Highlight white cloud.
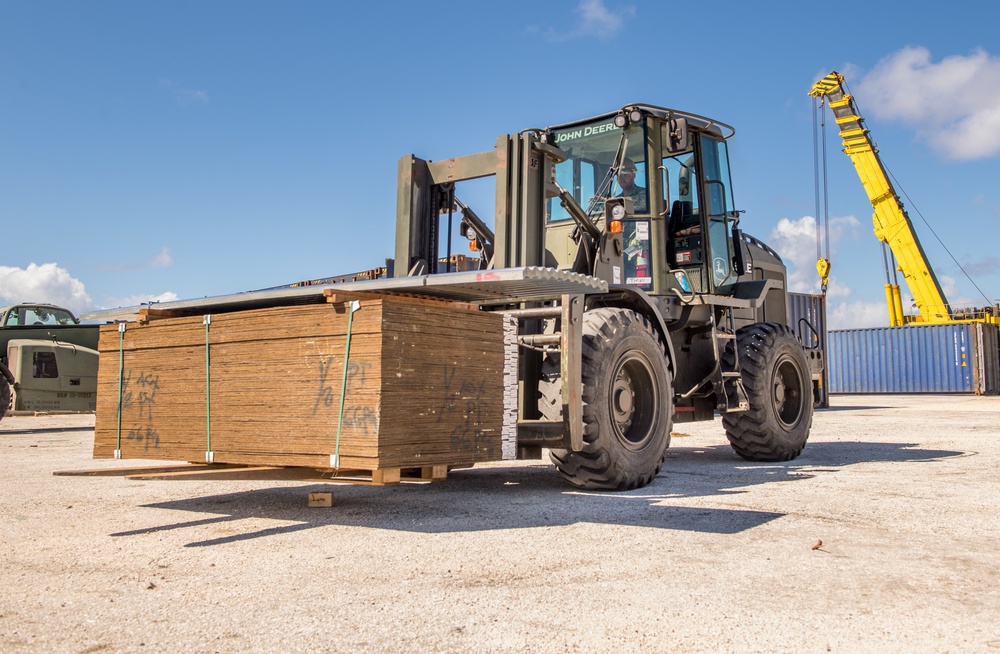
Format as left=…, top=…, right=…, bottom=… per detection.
left=768, top=215, right=892, bottom=329
left=856, top=47, right=1000, bottom=160
left=576, top=0, right=631, bottom=37
left=0, top=262, right=179, bottom=319
left=0, top=263, right=93, bottom=316
left=158, top=78, right=209, bottom=106
left=99, top=291, right=179, bottom=311
left=770, top=215, right=821, bottom=293
left=531, top=0, right=634, bottom=42
left=99, top=247, right=174, bottom=272
left=959, top=255, right=999, bottom=277
left=149, top=247, right=173, bottom=269
left=768, top=214, right=861, bottom=294
left=823, top=276, right=853, bottom=300
left=827, top=300, right=887, bottom=330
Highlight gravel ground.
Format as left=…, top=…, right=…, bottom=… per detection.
left=1, top=394, right=999, bottom=653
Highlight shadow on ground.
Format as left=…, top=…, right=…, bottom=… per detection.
left=108, top=440, right=965, bottom=546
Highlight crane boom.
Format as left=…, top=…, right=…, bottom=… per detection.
left=809, top=71, right=951, bottom=325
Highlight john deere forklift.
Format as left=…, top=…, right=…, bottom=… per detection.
left=395, top=103, right=818, bottom=490
left=86, top=103, right=817, bottom=491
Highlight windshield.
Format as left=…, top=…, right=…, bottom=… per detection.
left=546, top=118, right=649, bottom=222
left=3, top=305, right=78, bottom=326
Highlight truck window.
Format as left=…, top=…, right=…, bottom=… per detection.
left=33, top=351, right=58, bottom=378
left=24, top=307, right=76, bottom=326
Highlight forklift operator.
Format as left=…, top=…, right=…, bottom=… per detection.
left=616, top=158, right=647, bottom=213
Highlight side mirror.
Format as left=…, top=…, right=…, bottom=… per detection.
left=664, top=118, right=689, bottom=153
left=732, top=227, right=749, bottom=276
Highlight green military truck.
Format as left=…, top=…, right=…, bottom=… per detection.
left=0, top=304, right=100, bottom=420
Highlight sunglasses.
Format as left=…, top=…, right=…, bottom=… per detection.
left=620, top=169, right=636, bottom=174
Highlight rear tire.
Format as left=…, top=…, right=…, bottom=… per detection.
left=549, top=308, right=672, bottom=490
left=722, top=322, right=812, bottom=461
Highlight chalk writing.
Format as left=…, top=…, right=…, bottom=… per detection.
left=120, top=370, right=133, bottom=408
left=122, top=370, right=161, bottom=450
left=134, top=372, right=159, bottom=420
left=313, top=357, right=336, bottom=415
left=343, top=405, right=378, bottom=435
left=127, top=423, right=160, bottom=450
left=348, top=361, right=371, bottom=387
left=440, top=365, right=488, bottom=452
left=312, top=357, right=372, bottom=416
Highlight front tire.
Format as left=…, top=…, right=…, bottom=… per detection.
left=0, top=382, right=11, bottom=421
left=550, top=308, right=672, bottom=490
left=722, top=323, right=813, bottom=461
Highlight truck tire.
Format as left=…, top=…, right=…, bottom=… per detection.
left=0, top=381, right=10, bottom=420
left=722, top=322, right=813, bottom=461
left=549, top=308, right=672, bottom=490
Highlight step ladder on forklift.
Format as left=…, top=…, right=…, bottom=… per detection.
left=714, top=307, right=749, bottom=413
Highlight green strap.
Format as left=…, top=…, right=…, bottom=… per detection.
left=332, top=301, right=360, bottom=468
left=204, top=315, right=213, bottom=463
left=115, top=322, right=126, bottom=459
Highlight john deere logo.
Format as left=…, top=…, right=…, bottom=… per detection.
left=713, top=257, right=728, bottom=281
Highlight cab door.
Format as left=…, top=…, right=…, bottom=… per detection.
left=700, top=135, right=740, bottom=294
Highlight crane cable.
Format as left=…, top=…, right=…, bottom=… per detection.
left=811, top=97, right=832, bottom=294
left=883, top=166, right=994, bottom=308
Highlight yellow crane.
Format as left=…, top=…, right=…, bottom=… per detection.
left=809, top=70, right=998, bottom=326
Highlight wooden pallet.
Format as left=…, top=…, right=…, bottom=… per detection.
left=55, top=463, right=450, bottom=485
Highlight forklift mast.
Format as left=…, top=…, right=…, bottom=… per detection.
left=395, top=133, right=551, bottom=276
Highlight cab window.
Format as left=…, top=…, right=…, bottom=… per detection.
left=661, top=152, right=699, bottom=232
left=546, top=119, right=649, bottom=222
left=702, top=135, right=738, bottom=290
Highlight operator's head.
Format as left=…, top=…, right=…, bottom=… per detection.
left=619, top=158, right=638, bottom=192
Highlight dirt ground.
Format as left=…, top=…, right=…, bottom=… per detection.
left=1, top=394, right=999, bottom=653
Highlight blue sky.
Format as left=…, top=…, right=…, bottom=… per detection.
left=2, top=0, right=998, bottom=329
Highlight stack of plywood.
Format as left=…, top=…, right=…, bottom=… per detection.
left=93, top=296, right=505, bottom=472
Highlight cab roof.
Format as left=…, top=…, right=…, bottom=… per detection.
left=543, top=103, right=735, bottom=140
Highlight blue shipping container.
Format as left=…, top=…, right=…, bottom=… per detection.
left=828, top=323, right=1000, bottom=394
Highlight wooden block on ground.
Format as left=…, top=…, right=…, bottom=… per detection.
left=421, top=465, right=449, bottom=481
left=307, top=492, right=334, bottom=508
left=370, top=468, right=401, bottom=485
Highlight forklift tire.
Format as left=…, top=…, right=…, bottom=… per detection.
left=549, top=308, right=672, bottom=490
left=537, top=352, right=562, bottom=421
left=722, top=322, right=813, bottom=461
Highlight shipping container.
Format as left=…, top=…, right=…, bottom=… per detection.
left=828, top=323, right=1000, bottom=395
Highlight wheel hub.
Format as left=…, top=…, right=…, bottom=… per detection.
left=612, top=372, right=635, bottom=428
left=773, top=358, right=803, bottom=427
left=608, top=354, right=660, bottom=447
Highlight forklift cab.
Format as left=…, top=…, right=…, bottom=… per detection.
left=543, top=105, right=744, bottom=297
